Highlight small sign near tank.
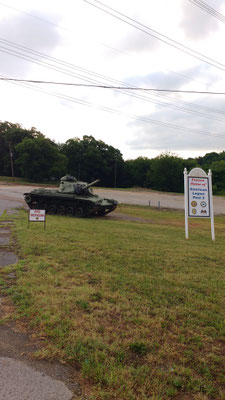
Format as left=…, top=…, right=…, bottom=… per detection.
left=28, top=209, right=46, bottom=229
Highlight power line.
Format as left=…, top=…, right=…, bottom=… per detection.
left=1, top=3, right=225, bottom=115
left=2, top=0, right=225, bottom=74
left=154, top=90, right=225, bottom=118
left=0, top=37, right=132, bottom=87
left=2, top=74, right=225, bottom=141
left=1, top=2, right=225, bottom=144
left=2, top=41, right=225, bottom=123
left=0, top=1, right=69, bottom=31
left=1, top=38, right=225, bottom=123
left=1, top=0, right=224, bottom=93
left=2, top=2, right=225, bottom=100
left=2, top=36, right=225, bottom=126
left=0, top=1, right=130, bottom=58
left=82, top=0, right=225, bottom=73
left=187, top=0, right=225, bottom=23
left=2, top=76, right=225, bottom=95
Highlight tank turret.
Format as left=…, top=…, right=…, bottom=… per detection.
left=73, top=179, right=100, bottom=195
left=59, top=177, right=100, bottom=195
left=83, top=179, right=100, bottom=189
left=24, top=176, right=118, bottom=217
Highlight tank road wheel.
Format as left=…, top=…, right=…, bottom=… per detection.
left=74, top=207, right=84, bottom=218
left=57, top=205, right=66, bottom=215
left=86, top=203, right=93, bottom=213
left=40, top=203, right=48, bottom=211
left=66, top=206, right=74, bottom=216
left=97, top=210, right=107, bottom=216
left=24, top=194, right=32, bottom=204
left=48, top=204, right=57, bottom=215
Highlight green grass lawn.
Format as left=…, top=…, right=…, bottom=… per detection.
left=1, top=205, right=224, bottom=399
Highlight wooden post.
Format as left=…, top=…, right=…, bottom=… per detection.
left=8, top=142, right=14, bottom=182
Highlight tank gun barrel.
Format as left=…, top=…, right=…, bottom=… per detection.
left=84, top=179, right=100, bottom=189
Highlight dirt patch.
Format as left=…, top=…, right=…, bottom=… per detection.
left=0, top=252, right=19, bottom=267
left=0, top=227, right=11, bottom=234
left=0, top=225, right=18, bottom=267
left=0, top=237, right=10, bottom=245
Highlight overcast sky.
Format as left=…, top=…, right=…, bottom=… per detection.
left=1, top=0, right=225, bottom=160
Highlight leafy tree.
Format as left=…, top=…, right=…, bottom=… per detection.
left=15, top=137, right=68, bottom=181
left=184, top=157, right=199, bottom=172
left=211, top=160, right=225, bottom=193
left=124, top=157, right=152, bottom=187
left=1, top=120, right=225, bottom=191
left=200, top=152, right=220, bottom=170
left=218, top=151, right=225, bottom=161
left=61, top=135, right=124, bottom=187
left=0, top=121, right=43, bottom=177
left=60, top=138, right=82, bottom=179
left=146, top=153, right=184, bottom=192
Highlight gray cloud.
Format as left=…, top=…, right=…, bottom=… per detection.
left=180, top=0, right=224, bottom=40
left=120, top=29, right=160, bottom=53
left=0, top=10, right=62, bottom=76
left=126, top=65, right=221, bottom=90
left=126, top=96, right=225, bottom=152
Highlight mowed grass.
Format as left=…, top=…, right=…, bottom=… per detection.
left=1, top=204, right=225, bottom=399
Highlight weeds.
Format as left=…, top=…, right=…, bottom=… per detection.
left=1, top=204, right=225, bottom=399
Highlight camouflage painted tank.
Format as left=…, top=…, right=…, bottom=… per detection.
left=24, top=175, right=118, bottom=217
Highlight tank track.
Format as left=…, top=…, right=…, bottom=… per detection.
left=24, top=193, right=116, bottom=217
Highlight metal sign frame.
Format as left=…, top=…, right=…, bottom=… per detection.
left=28, top=209, right=46, bottom=230
left=184, top=168, right=215, bottom=241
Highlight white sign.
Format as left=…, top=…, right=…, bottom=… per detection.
left=188, top=176, right=210, bottom=217
left=29, top=209, right=46, bottom=222
left=184, top=168, right=215, bottom=241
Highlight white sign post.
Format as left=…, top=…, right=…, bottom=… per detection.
left=28, top=209, right=46, bottom=230
left=184, top=168, right=215, bottom=241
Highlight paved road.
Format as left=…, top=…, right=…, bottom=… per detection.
left=0, top=182, right=225, bottom=215
left=0, top=358, right=73, bottom=400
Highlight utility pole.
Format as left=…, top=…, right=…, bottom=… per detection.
left=114, top=157, right=117, bottom=188
left=8, top=142, right=14, bottom=182
left=78, top=162, right=81, bottom=180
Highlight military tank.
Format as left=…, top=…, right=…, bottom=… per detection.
left=24, top=175, right=118, bottom=217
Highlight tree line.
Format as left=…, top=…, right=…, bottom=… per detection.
left=1, top=121, right=225, bottom=194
